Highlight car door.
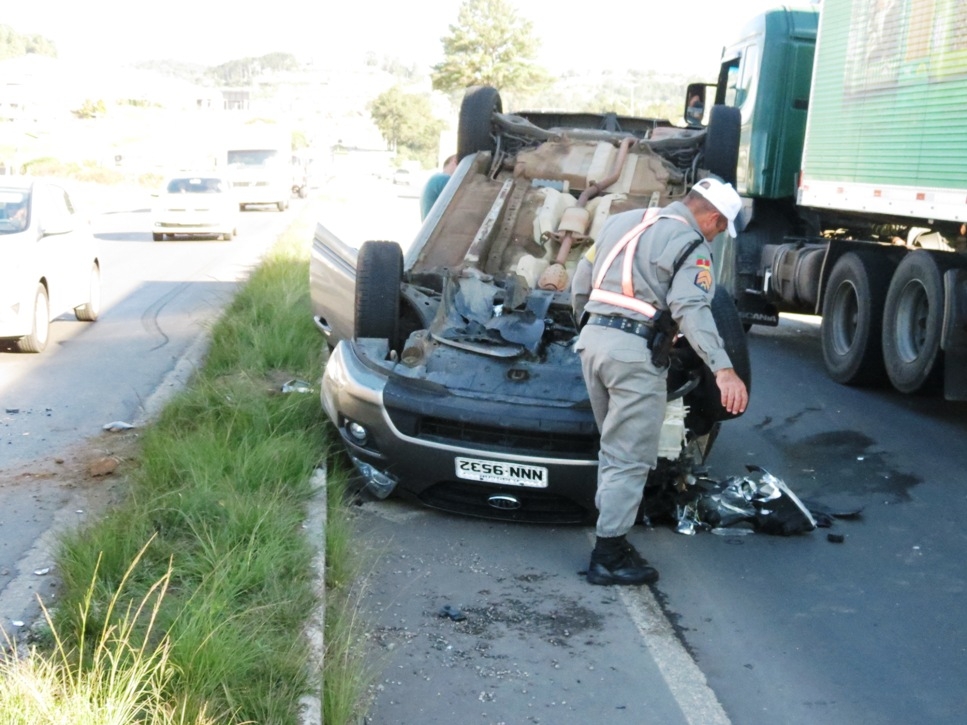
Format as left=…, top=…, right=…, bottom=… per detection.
left=35, top=182, right=87, bottom=315
left=309, top=222, right=357, bottom=346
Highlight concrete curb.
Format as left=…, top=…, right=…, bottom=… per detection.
left=299, top=466, right=328, bottom=725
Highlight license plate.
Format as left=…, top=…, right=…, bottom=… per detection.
left=455, top=457, right=548, bottom=488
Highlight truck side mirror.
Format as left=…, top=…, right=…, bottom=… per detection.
left=685, top=83, right=710, bottom=127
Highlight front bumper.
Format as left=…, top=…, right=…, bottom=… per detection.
left=322, top=340, right=600, bottom=523
left=153, top=218, right=233, bottom=236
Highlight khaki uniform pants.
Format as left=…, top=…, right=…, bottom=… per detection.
left=576, top=325, right=667, bottom=538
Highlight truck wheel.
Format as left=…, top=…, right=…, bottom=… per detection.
left=457, top=86, right=502, bottom=160
left=17, top=285, right=50, bottom=353
left=683, top=287, right=751, bottom=434
left=821, top=252, right=890, bottom=386
left=74, top=262, right=102, bottom=322
left=355, top=241, right=403, bottom=351
left=882, top=251, right=946, bottom=393
left=702, top=105, right=740, bottom=187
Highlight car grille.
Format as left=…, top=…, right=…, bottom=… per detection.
left=418, top=481, right=590, bottom=524
left=418, top=416, right=598, bottom=457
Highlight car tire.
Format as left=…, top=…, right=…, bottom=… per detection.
left=152, top=232, right=163, bottom=241
left=355, top=241, right=403, bottom=350
left=703, top=105, right=740, bottom=187
left=882, top=250, right=947, bottom=394
left=17, top=285, right=50, bottom=353
left=458, top=86, right=502, bottom=160
left=820, top=252, right=890, bottom=386
left=683, top=286, right=751, bottom=434
left=74, top=262, right=101, bottom=322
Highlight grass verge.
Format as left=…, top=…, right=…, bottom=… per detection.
left=1, top=202, right=372, bottom=723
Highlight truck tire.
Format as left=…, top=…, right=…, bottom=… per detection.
left=683, top=286, right=751, bottom=434
left=355, top=241, right=403, bottom=351
left=882, top=251, right=945, bottom=394
left=821, top=252, right=890, bottom=386
left=702, top=105, right=740, bottom=187
left=457, top=86, right=502, bottom=161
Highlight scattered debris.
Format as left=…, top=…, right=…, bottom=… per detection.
left=102, top=420, right=135, bottom=432
left=88, top=456, right=120, bottom=478
left=5, top=408, right=19, bottom=414
left=33, top=567, right=51, bottom=576
left=827, top=533, right=845, bottom=543
left=281, top=379, right=313, bottom=394
left=438, top=604, right=466, bottom=622
left=650, top=465, right=860, bottom=538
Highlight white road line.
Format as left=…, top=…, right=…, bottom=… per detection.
left=618, top=584, right=731, bottom=725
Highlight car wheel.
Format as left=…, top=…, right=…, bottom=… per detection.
left=17, top=285, right=50, bottom=353
left=74, top=262, right=101, bottom=322
left=820, top=252, right=890, bottom=386
left=702, top=105, right=740, bottom=187
left=239, top=203, right=247, bottom=212
left=277, top=200, right=286, bottom=211
left=682, top=287, right=751, bottom=434
left=355, top=240, right=403, bottom=350
left=152, top=232, right=163, bottom=241
left=882, top=250, right=947, bottom=393
left=458, top=86, right=502, bottom=160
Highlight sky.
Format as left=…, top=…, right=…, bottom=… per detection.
left=5, top=0, right=816, bottom=77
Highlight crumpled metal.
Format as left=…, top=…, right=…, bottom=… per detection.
left=674, top=465, right=818, bottom=536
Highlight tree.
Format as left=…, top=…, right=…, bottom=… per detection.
left=431, top=0, right=550, bottom=96
left=0, top=24, right=57, bottom=59
left=369, top=87, right=445, bottom=167
left=209, top=53, right=299, bottom=86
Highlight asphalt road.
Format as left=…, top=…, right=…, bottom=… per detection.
left=0, top=173, right=424, bottom=638
left=354, top=315, right=967, bottom=724
left=0, top=188, right=302, bottom=632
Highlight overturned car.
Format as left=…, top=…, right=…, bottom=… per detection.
left=311, top=86, right=749, bottom=524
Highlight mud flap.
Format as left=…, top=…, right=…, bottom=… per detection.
left=941, top=268, right=967, bottom=401
left=737, top=288, right=779, bottom=327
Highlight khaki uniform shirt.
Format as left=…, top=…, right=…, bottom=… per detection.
left=576, top=201, right=733, bottom=372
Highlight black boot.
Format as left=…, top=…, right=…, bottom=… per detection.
left=587, top=535, right=659, bottom=586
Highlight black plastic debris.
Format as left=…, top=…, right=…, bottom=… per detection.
left=438, top=604, right=466, bottom=622
left=800, top=499, right=864, bottom=528
left=827, top=533, right=845, bottom=543
left=670, top=465, right=818, bottom=537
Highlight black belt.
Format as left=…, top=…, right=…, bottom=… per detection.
left=585, top=313, right=655, bottom=341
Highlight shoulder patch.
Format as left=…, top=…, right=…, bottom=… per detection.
left=694, top=269, right=713, bottom=292
left=696, top=257, right=711, bottom=268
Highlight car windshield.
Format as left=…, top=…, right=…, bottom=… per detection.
left=167, top=177, right=225, bottom=194
left=227, top=149, right=282, bottom=168
left=0, top=189, right=30, bottom=234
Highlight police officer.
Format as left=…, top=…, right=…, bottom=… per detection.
left=572, top=177, right=749, bottom=585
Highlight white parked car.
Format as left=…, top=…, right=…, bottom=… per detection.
left=0, top=177, right=101, bottom=353
left=152, top=174, right=238, bottom=241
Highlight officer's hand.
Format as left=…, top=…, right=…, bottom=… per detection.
left=714, top=368, right=748, bottom=415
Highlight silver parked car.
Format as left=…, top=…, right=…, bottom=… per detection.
left=310, top=86, right=749, bottom=523
left=0, top=177, right=101, bottom=353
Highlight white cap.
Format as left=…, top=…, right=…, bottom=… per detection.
left=691, top=177, right=741, bottom=237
